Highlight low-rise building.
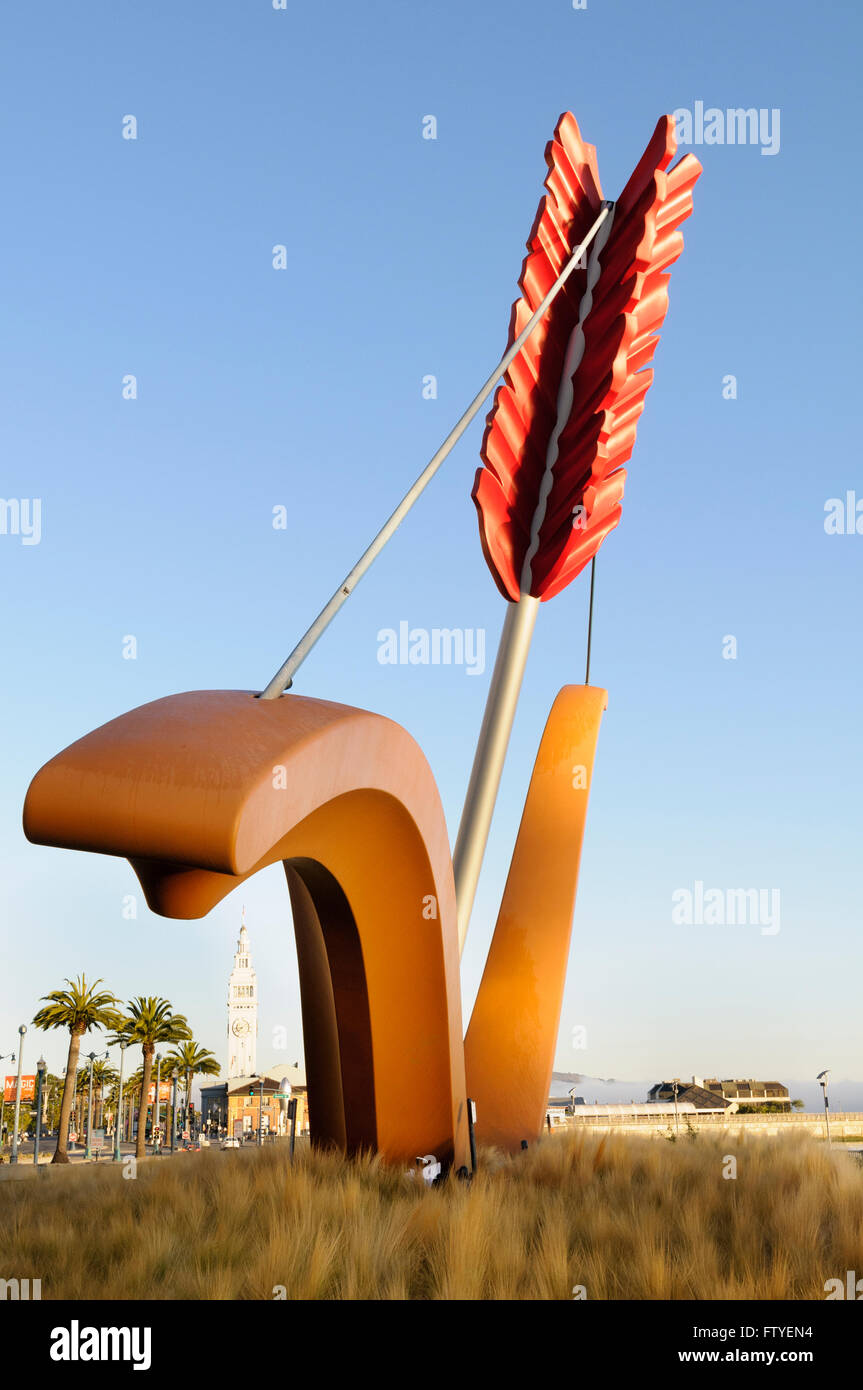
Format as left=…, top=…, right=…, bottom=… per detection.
left=200, top=1063, right=309, bottom=1139
left=648, top=1077, right=791, bottom=1113
left=704, top=1078, right=790, bottom=1109
left=647, top=1080, right=728, bottom=1111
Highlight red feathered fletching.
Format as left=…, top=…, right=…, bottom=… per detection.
left=473, top=113, right=701, bottom=602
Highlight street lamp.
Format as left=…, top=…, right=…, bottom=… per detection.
left=817, top=1070, right=831, bottom=1145
left=34, top=1056, right=47, bottom=1165
left=84, top=1052, right=96, bottom=1160
left=0, top=1051, right=15, bottom=1156
left=170, top=1068, right=179, bottom=1153
left=154, top=1053, right=162, bottom=1154
left=672, top=1077, right=680, bottom=1137
left=10, top=1026, right=27, bottom=1165
left=114, top=1040, right=126, bottom=1162
left=287, top=1097, right=298, bottom=1160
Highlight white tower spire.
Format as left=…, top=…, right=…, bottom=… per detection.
left=227, top=909, right=257, bottom=1078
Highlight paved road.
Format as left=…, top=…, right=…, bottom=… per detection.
left=1, top=1135, right=285, bottom=1174
left=0, top=1139, right=217, bottom=1173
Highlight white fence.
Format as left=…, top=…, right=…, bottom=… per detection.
left=562, top=1111, right=863, bottom=1139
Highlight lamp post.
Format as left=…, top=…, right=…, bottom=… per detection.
left=258, top=1075, right=265, bottom=1147
left=817, top=1070, right=831, bottom=1145
left=170, top=1068, right=179, bottom=1153
left=34, top=1055, right=46, bottom=1165
left=114, top=1041, right=126, bottom=1162
left=0, top=1051, right=15, bottom=1156
left=10, top=1026, right=26, bottom=1165
left=154, top=1054, right=162, bottom=1154
left=41, top=1060, right=49, bottom=1127
left=467, top=1098, right=478, bottom=1174
left=287, top=1097, right=297, bottom=1161
left=84, top=1052, right=96, bottom=1160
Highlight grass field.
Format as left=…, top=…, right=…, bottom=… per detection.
left=2, top=1130, right=862, bottom=1300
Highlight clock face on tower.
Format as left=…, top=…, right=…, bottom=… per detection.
left=232, top=1018, right=251, bottom=1037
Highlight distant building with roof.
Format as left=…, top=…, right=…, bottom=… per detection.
left=545, top=1074, right=793, bottom=1127
left=648, top=1077, right=791, bottom=1112
left=545, top=1080, right=699, bottom=1126
left=200, top=1064, right=309, bottom=1139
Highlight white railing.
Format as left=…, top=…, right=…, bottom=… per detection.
left=562, top=1111, right=863, bottom=1133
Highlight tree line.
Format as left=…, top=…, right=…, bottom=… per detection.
left=28, top=974, right=219, bottom=1163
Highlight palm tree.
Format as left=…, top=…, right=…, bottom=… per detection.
left=90, top=1060, right=118, bottom=1129
left=42, top=1073, right=64, bottom=1132
left=167, top=1041, right=220, bottom=1128
left=111, top=999, right=192, bottom=1159
left=32, top=976, right=124, bottom=1164
left=125, top=1071, right=145, bottom=1142
left=115, top=1070, right=145, bottom=1143
left=121, top=1066, right=148, bottom=1142
left=71, top=1059, right=116, bottom=1138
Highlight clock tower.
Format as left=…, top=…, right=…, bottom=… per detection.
left=227, top=910, right=257, bottom=1078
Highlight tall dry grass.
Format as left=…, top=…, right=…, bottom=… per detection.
left=1, top=1130, right=861, bottom=1299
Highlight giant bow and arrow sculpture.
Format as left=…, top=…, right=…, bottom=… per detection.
left=24, top=113, right=701, bottom=1164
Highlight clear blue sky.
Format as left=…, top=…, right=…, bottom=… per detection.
left=1, top=0, right=860, bottom=1097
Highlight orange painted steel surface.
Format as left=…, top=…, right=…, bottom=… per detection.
left=24, top=684, right=605, bottom=1160
left=465, top=685, right=606, bottom=1150
left=23, top=690, right=469, bottom=1168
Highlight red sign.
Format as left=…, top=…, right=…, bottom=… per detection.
left=146, top=1081, right=172, bottom=1103
left=4, top=1075, right=36, bottom=1104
